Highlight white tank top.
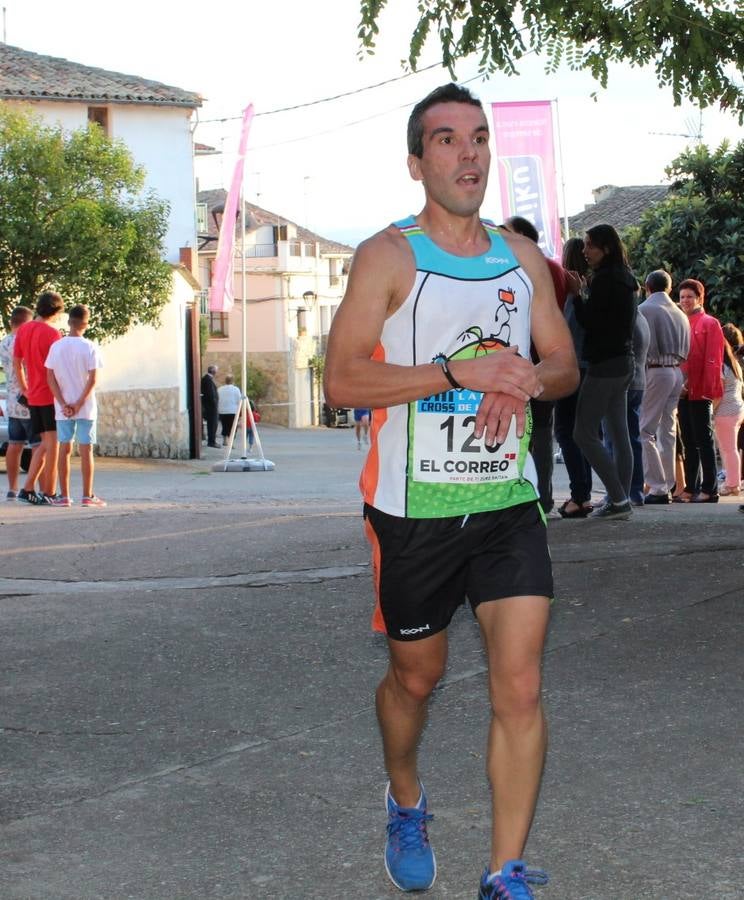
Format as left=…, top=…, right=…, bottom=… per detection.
left=361, top=216, right=538, bottom=518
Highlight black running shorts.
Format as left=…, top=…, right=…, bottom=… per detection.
left=364, top=501, right=553, bottom=642
left=29, top=403, right=56, bottom=434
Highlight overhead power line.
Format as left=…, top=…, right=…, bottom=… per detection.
left=198, top=61, right=443, bottom=125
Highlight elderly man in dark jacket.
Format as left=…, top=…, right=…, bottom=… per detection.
left=201, top=364, right=220, bottom=447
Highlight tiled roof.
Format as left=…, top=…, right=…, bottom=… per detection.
left=197, top=188, right=354, bottom=256
left=0, top=44, right=201, bottom=107
left=568, top=185, right=670, bottom=233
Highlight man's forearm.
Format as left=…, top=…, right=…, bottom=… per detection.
left=534, top=349, right=579, bottom=402
left=13, top=359, right=28, bottom=394
left=325, top=348, right=543, bottom=410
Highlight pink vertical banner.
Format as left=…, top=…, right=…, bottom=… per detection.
left=209, top=104, right=254, bottom=312
left=491, top=101, right=562, bottom=261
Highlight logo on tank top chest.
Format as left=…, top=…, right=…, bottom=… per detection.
left=485, top=256, right=510, bottom=264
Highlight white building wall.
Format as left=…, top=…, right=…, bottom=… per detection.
left=102, top=272, right=187, bottom=391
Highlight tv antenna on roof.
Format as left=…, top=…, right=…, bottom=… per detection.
left=649, top=111, right=704, bottom=144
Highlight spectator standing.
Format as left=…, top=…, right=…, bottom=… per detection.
left=45, top=304, right=106, bottom=507
left=0, top=306, right=42, bottom=499
left=722, top=323, right=744, bottom=485
left=201, top=364, right=219, bottom=447
left=218, top=374, right=242, bottom=442
left=504, top=216, right=569, bottom=515
left=713, top=336, right=744, bottom=495
left=555, top=238, right=593, bottom=517
left=13, top=290, right=64, bottom=505
left=573, top=225, right=638, bottom=519
left=676, top=279, right=725, bottom=503
left=625, top=310, right=650, bottom=505
left=638, top=271, right=690, bottom=503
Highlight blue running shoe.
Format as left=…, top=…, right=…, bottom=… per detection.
left=478, top=860, right=549, bottom=899
left=384, top=782, right=436, bottom=891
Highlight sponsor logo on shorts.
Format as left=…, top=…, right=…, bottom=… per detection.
left=400, top=624, right=431, bottom=636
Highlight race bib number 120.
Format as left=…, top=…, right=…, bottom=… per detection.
left=411, top=389, right=521, bottom=484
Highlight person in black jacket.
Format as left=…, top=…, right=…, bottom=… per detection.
left=201, top=364, right=220, bottom=447
left=572, top=224, right=639, bottom=519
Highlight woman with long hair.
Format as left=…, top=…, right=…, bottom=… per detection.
left=554, top=237, right=593, bottom=517
left=572, top=224, right=639, bottom=519
left=714, top=324, right=744, bottom=495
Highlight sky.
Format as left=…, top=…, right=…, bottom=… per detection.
left=4, top=0, right=744, bottom=247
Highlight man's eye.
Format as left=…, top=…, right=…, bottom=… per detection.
left=475, top=135, right=488, bottom=144
left=440, top=136, right=452, bottom=144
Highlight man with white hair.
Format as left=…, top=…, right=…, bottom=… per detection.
left=639, top=270, right=690, bottom=503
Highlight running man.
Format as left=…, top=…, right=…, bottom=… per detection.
left=353, top=407, right=371, bottom=449
left=324, top=84, right=577, bottom=898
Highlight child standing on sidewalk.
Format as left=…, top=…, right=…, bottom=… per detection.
left=45, top=304, right=106, bottom=508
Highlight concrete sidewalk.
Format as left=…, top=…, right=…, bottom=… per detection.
left=1, top=426, right=742, bottom=899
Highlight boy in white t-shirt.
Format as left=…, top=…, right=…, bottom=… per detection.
left=45, top=304, right=106, bottom=507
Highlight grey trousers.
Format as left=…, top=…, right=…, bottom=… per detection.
left=640, top=367, right=684, bottom=495
left=574, top=369, right=633, bottom=504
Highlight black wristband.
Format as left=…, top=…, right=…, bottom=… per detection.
left=440, top=360, right=463, bottom=391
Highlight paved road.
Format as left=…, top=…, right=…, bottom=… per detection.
left=1, top=427, right=742, bottom=899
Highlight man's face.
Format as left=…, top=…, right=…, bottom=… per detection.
left=407, top=102, right=490, bottom=217
left=679, top=287, right=702, bottom=315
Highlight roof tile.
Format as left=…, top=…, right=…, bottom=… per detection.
left=0, top=44, right=201, bottom=107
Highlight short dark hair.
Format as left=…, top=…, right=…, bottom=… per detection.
left=505, top=216, right=539, bottom=244
left=678, top=278, right=705, bottom=300
left=407, top=83, right=483, bottom=158
left=645, top=270, right=672, bottom=294
left=36, top=290, right=64, bottom=319
left=10, top=305, right=33, bottom=327
left=585, top=224, right=628, bottom=268
left=68, top=304, right=89, bottom=323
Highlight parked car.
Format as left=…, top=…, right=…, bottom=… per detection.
left=322, top=404, right=353, bottom=428
left=0, top=365, right=33, bottom=473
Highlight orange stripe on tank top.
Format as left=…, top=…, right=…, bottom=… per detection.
left=359, top=342, right=387, bottom=506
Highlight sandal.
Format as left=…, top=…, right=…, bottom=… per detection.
left=558, top=499, right=591, bottom=519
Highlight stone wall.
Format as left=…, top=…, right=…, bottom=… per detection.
left=96, top=386, right=190, bottom=459
left=208, top=350, right=290, bottom=426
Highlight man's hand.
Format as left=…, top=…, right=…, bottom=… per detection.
left=475, top=392, right=528, bottom=446
left=452, top=346, right=544, bottom=404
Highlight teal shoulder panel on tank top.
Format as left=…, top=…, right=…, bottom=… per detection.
left=393, top=215, right=518, bottom=279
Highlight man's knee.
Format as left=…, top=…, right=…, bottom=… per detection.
left=488, top=666, right=542, bottom=720
left=388, top=657, right=445, bottom=704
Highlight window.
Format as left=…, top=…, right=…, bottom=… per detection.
left=296, top=308, right=307, bottom=335
left=329, top=258, right=340, bottom=285
left=87, top=106, right=109, bottom=134
left=209, top=312, right=229, bottom=337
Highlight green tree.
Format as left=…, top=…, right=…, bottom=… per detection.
left=624, top=140, right=744, bottom=321
left=229, top=362, right=271, bottom=405
left=359, top=1, right=744, bottom=120
left=0, top=105, right=172, bottom=339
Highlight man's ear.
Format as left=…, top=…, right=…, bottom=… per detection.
left=407, top=154, right=423, bottom=182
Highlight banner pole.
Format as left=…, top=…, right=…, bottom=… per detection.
left=240, top=180, right=248, bottom=458
left=553, top=97, right=570, bottom=241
